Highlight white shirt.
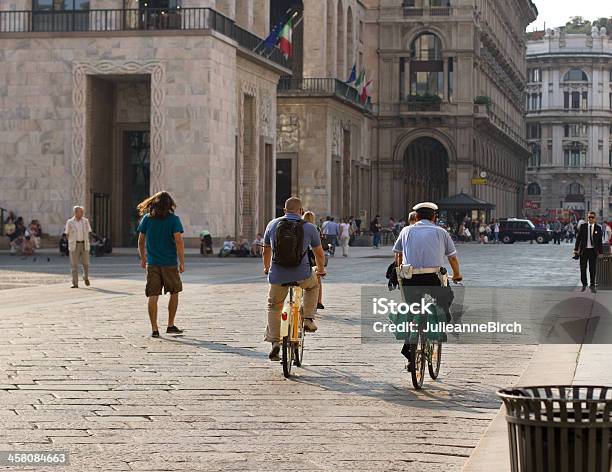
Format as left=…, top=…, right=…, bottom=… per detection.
left=339, top=223, right=351, bottom=239
left=587, top=224, right=594, bottom=249
left=74, top=218, right=87, bottom=241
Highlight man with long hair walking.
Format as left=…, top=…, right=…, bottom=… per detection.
left=136, top=191, right=185, bottom=338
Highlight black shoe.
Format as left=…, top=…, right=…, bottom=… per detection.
left=84, top=278, right=90, bottom=286
left=151, top=330, right=160, bottom=338
left=405, top=362, right=414, bottom=373
left=269, top=342, right=281, bottom=361
left=166, top=325, right=184, bottom=334
left=317, top=303, right=325, bottom=310
left=71, top=285, right=78, bottom=288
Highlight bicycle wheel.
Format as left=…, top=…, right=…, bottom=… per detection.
left=410, top=327, right=426, bottom=389
left=428, top=340, right=442, bottom=380
left=282, top=335, right=293, bottom=378
left=293, top=315, right=305, bottom=367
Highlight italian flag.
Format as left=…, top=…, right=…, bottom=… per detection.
left=278, top=18, right=293, bottom=59
left=360, top=79, right=373, bottom=103
left=354, top=69, right=365, bottom=90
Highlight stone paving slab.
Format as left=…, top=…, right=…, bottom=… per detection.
left=0, top=244, right=582, bottom=471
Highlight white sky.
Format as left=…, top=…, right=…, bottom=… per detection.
left=528, top=0, right=611, bottom=31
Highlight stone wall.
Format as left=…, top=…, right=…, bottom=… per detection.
left=0, top=32, right=280, bottom=241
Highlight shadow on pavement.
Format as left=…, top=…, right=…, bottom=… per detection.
left=162, top=335, right=267, bottom=359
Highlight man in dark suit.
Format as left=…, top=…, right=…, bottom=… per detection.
left=573, top=211, right=603, bottom=287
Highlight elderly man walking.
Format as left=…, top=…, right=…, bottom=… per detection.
left=65, top=206, right=92, bottom=288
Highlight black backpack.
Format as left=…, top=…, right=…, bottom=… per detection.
left=273, top=218, right=306, bottom=267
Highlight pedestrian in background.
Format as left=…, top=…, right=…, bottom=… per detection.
left=65, top=206, right=92, bottom=288
left=136, top=191, right=185, bottom=338
left=323, top=217, right=339, bottom=256
left=339, top=218, right=352, bottom=257
left=370, top=215, right=382, bottom=248
left=573, top=211, right=603, bottom=288
left=553, top=219, right=562, bottom=245
left=304, top=211, right=325, bottom=310
left=493, top=219, right=500, bottom=244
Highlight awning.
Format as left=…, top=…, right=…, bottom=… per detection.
left=437, top=192, right=495, bottom=210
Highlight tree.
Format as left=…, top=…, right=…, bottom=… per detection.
left=593, top=17, right=612, bottom=32
left=564, top=16, right=591, bottom=33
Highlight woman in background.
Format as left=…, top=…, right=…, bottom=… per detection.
left=303, top=211, right=325, bottom=310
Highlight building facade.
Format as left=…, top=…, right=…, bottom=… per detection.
left=369, top=0, right=537, bottom=221
left=525, top=29, right=612, bottom=221
left=275, top=0, right=374, bottom=222
left=0, top=0, right=537, bottom=246
left=0, top=0, right=285, bottom=246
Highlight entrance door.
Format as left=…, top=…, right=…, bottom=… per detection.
left=276, top=158, right=292, bottom=217
left=123, top=131, right=150, bottom=246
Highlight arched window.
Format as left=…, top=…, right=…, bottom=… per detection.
left=567, top=182, right=584, bottom=195
left=527, top=183, right=541, bottom=196
left=411, top=33, right=442, bottom=61
left=563, top=69, right=588, bottom=81
left=404, top=32, right=444, bottom=99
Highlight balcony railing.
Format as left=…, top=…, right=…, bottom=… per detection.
left=277, top=77, right=372, bottom=112
left=0, top=7, right=289, bottom=69
left=403, top=6, right=452, bottom=17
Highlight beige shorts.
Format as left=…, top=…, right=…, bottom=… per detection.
left=146, top=265, right=183, bottom=296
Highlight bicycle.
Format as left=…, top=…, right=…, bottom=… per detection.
left=407, top=280, right=462, bottom=389
left=409, top=292, right=443, bottom=389
left=279, top=281, right=305, bottom=378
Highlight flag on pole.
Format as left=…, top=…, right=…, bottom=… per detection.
left=278, top=17, right=293, bottom=59
left=354, top=68, right=365, bottom=90
left=345, top=64, right=356, bottom=84
left=360, top=79, right=373, bottom=103
left=262, top=20, right=283, bottom=50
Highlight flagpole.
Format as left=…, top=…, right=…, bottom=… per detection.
left=254, top=8, right=294, bottom=54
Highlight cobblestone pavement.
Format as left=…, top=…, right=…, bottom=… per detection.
left=0, top=243, right=578, bottom=471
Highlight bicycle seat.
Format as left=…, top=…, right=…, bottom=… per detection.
left=281, top=281, right=300, bottom=287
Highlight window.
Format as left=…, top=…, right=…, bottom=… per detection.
left=33, top=0, right=90, bottom=9
left=581, top=92, right=588, bottom=109
left=565, top=91, right=586, bottom=110
left=527, top=68, right=541, bottom=82
left=359, top=20, right=364, bottom=42
left=32, top=0, right=90, bottom=31
left=528, top=93, right=541, bottom=111
left=527, top=123, right=541, bottom=139
left=527, top=183, right=541, bottom=195
left=563, top=69, right=588, bottom=81
left=407, top=33, right=444, bottom=99
left=564, top=149, right=586, bottom=167
left=572, top=91, right=580, bottom=109
left=529, top=146, right=541, bottom=168
left=448, top=57, right=453, bottom=101
left=564, top=124, right=587, bottom=137
left=567, top=182, right=584, bottom=195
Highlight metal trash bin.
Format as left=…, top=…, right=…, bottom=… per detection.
left=497, top=386, right=612, bottom=472
left=598, top=254, right=612, bottom=288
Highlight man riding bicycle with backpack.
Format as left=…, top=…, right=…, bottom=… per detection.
left=263, top=197, right=327, bottom=361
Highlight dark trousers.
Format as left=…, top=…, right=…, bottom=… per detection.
left=553, top=232, right=561, bottom=244
left=399, top=273, right=452, bottom=361
left=579, top=248, right=598, bottom=286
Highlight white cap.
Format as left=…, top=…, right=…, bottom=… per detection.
left=412, top=202, right=438, bottom=211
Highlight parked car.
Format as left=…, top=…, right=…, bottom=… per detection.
left=498, top=218, right=552, bottom=244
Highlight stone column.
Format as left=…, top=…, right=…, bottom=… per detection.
left=442, top=57, right=449, bottom=101
left=234, top=0, right=252, bottom=31
left=302, top=0, right=327, bottom=77
left=326, top=0, right=337, bottom=78
left=215, top=0, right=235, bottom=20
left=251, top=0, right=269, bottom=38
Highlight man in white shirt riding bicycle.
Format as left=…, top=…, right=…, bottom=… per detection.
left=393, top=202, right=462, bottom=370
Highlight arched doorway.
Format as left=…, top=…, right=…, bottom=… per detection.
left=403, top=137, right=449, bottom=210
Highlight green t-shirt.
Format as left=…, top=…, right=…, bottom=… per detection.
left=137, top=213, right=184, bottom=266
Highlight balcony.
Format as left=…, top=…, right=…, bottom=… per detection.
left=403, top=6, right=452, bottom=17
left=277, top=78, right=372, bottom=113
left=0, top=7, right=290, bottom=69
